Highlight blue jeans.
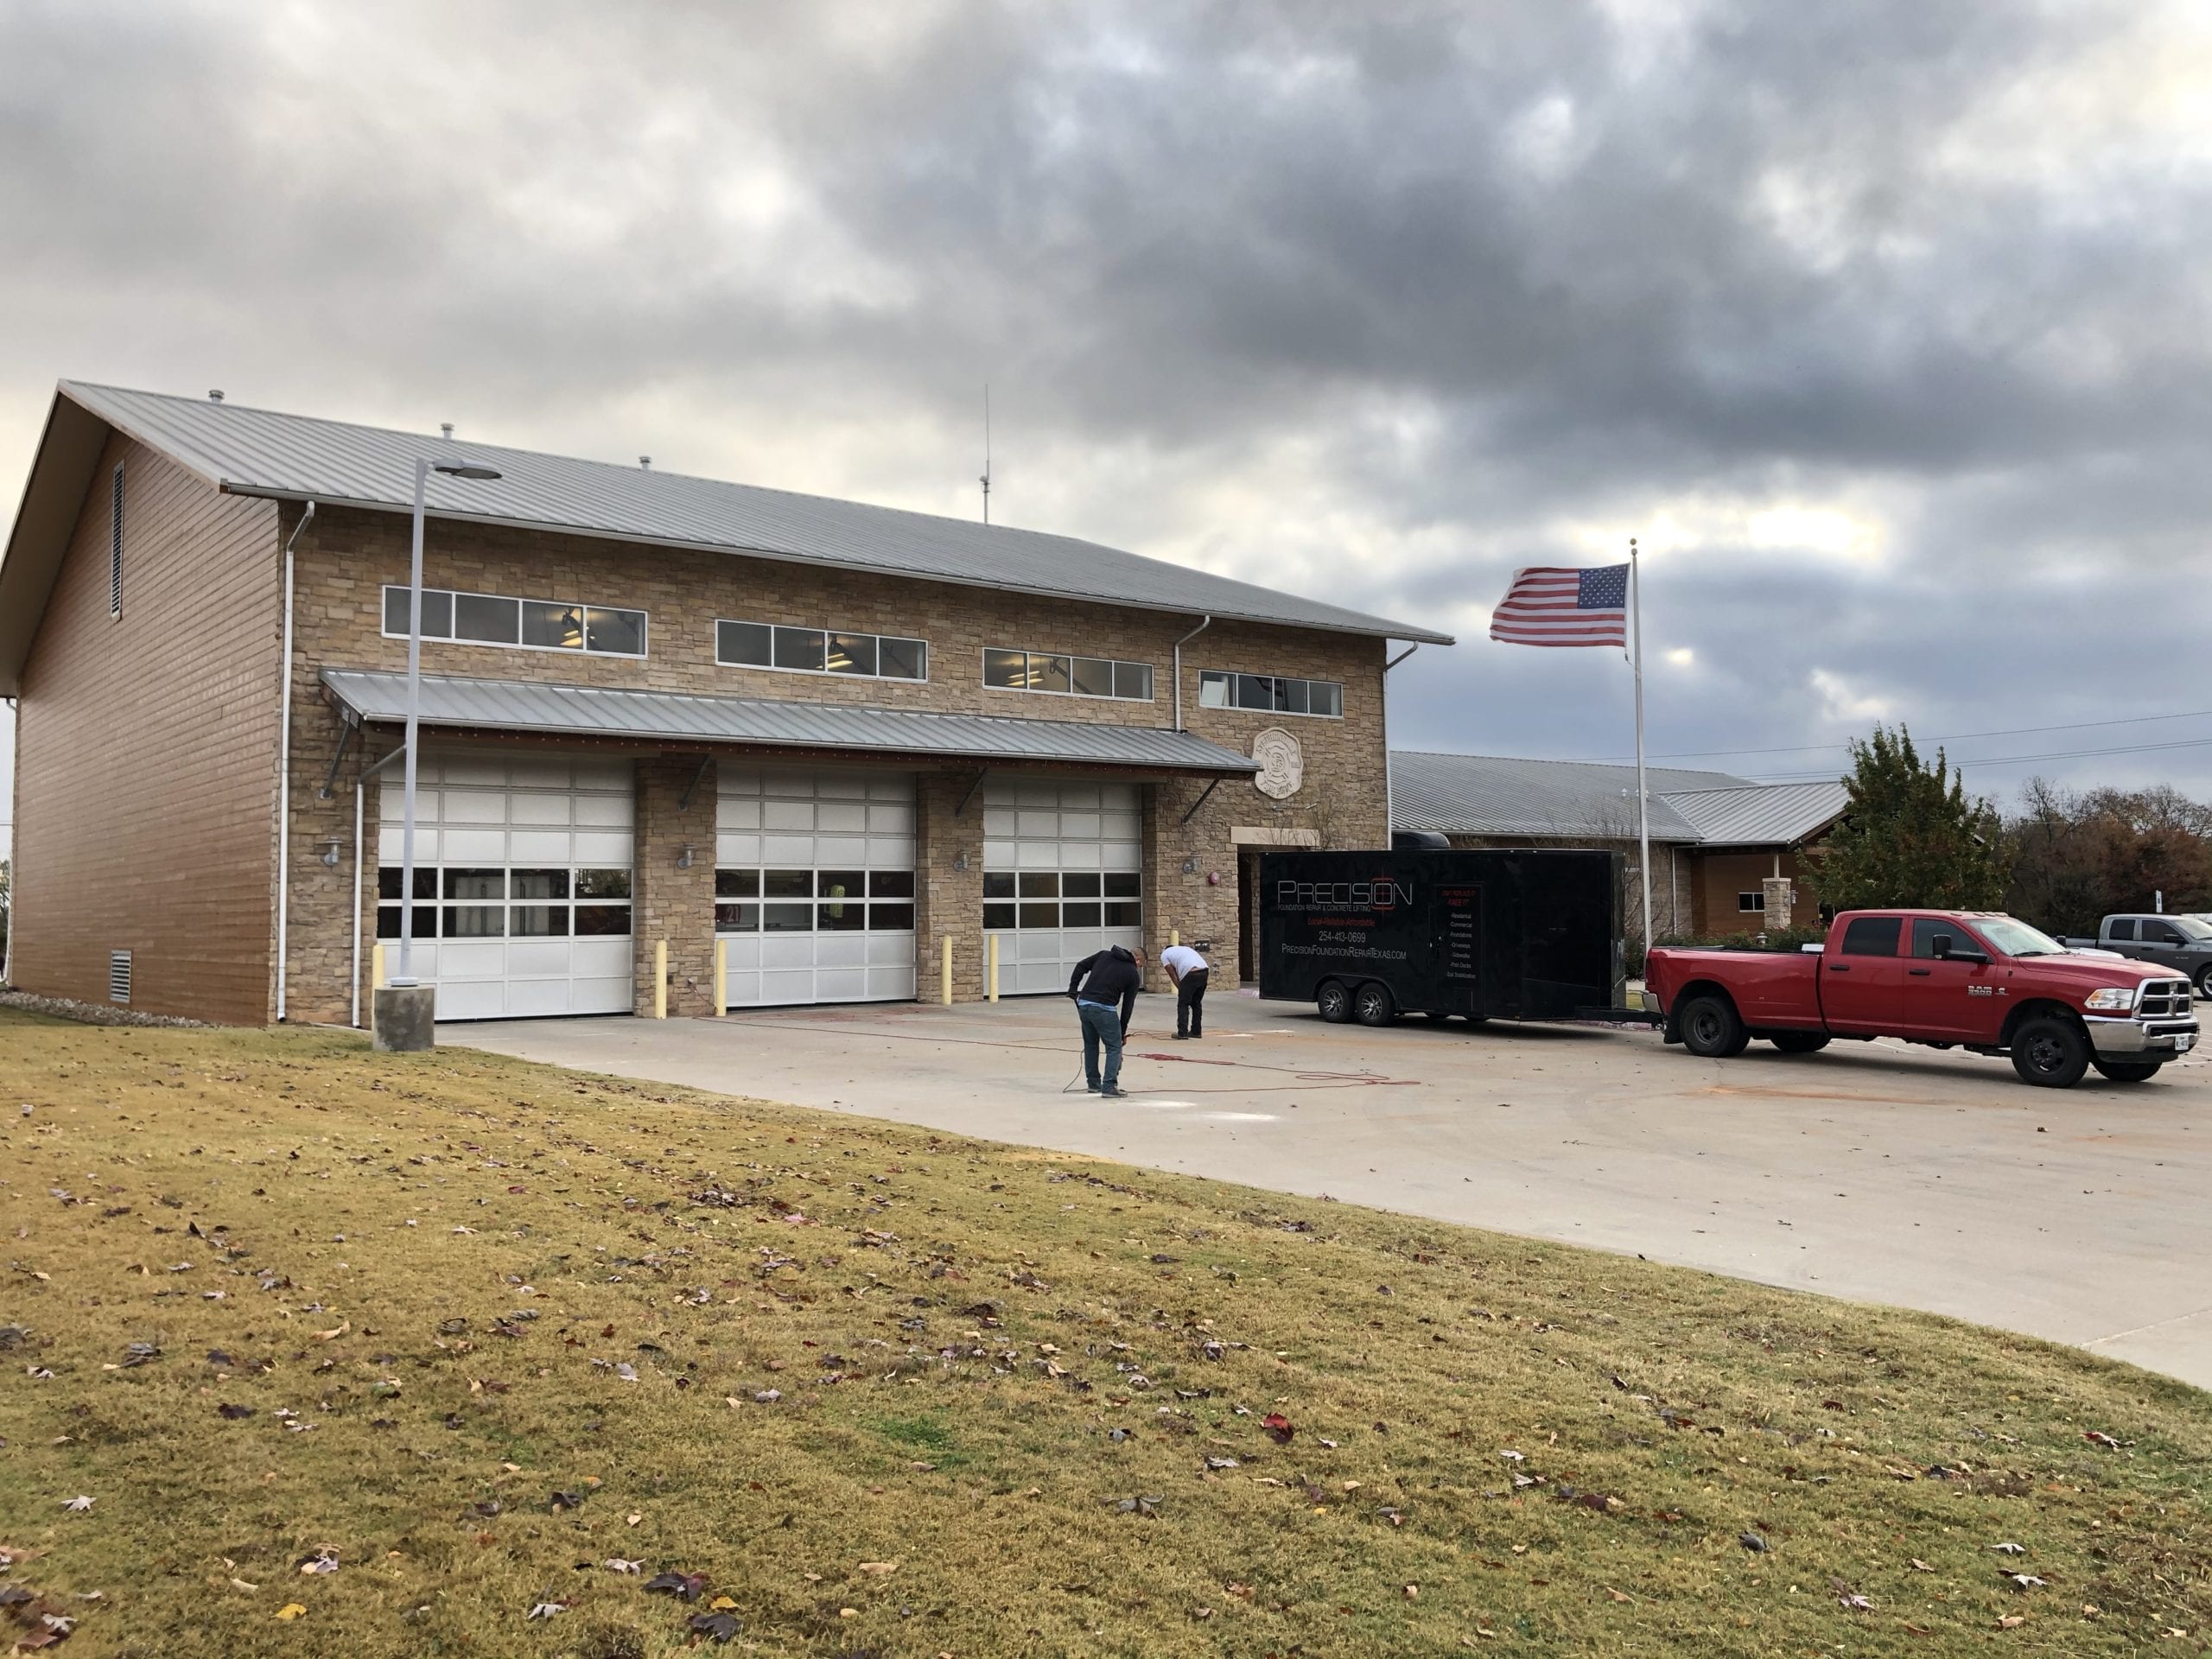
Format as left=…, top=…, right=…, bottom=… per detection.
left=1077, top=1001, right=1124, bottom=1090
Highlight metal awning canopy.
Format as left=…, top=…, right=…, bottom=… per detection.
left=320, top=667, right=1262, bottom=776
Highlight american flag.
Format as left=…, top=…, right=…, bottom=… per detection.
left=1488, top=563, right=1630, bottom=648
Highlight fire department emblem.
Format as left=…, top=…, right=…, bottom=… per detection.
left=1252, top=728, right=1304, bottom=799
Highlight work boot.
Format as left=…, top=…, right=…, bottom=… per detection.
left=1100, top=1085, right=1127, bottom=1098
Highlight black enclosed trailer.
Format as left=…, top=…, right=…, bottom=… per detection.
left=1257, top=849, right=1628, bottom=1025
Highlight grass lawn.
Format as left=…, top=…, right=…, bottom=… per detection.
left=0, top=1009, right=2208, bottom=1657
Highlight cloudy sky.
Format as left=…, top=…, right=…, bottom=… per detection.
left=4, top=0, right=2211, bottom=860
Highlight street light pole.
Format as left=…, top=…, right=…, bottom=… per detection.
left=391, top=454, right=501, bottom=991
left=393, top=458, right=431, bottom=986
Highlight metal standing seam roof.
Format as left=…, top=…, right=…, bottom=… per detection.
left=319, top=667, right=1263, bottom=774
left=1388, top=751, right=1745, bottom=842
left=1652, top=779, right=1850, bottom=847
left=50, top=381, right=1454, bottom=646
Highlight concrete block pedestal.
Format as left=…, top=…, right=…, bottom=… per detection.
left=373, top=984, right=437, bottom=1052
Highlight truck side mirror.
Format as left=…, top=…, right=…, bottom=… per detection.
left=1931, top=933, right=1954, bottom=957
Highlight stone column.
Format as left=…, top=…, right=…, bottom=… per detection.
left=632, top=755, right=717, bottom=1017
left=916, top=770, right=984, bottom=1001
left=1762, top=875, right=1795, bottom=931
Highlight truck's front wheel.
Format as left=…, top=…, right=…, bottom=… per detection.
left=2010, top=1015, right=2090, bottom=1088
left=1679, top=994, right=1749, bottom=1058
left=2196, top=964, right=2212, bottom=1000
left=1317, top=981, right=1351, bottom=1024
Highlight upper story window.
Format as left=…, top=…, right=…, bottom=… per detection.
left=1198, top=670, right=1343, bottom=718
left=716, top=620, right=926, bottom=682
left=381, top=586, right=647, bottom=658
left=983, top=647, right=1154, bottom=702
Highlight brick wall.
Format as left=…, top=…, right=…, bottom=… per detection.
left=281, top=506, right=1394, bottom=1006
left=1691, top=849, right=1815, bottom=936
left=632, top=754, right=717, bottom=1016
left=10, top=435, right=282, bottom=1021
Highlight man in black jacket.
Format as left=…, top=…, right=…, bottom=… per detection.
left=1067, top=944, right=1146, bottom=1096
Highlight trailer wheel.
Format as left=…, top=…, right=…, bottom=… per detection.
left=1316, top=981, right=1352, bottom=1024
left=2090, top=1057, right=2163, bottom=1084
left=1678, top=993, right=1749, bottom=1058
left=1770, top=1032, right=1830, bottom=1054
left=2009, top=1015, right=2090, bottom=1088
left=1353, top=982, right=1396, bottom=1027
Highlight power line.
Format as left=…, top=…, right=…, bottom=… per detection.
left=1746, top=733, right=2212, bottom=782
left=1581, top=706, right=2212, bottom=766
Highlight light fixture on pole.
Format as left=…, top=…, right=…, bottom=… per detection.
left=391, top=454, right=502, bottom=988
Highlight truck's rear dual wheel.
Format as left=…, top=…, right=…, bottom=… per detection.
left=1769, top=1032, right=1830, bottom=1054
left=1678, top=994, right=1750, bottom=1058
left=2010, top=1015, right=2091, bottom=1088
left=2091, top=1058, right=2164, bottom=1084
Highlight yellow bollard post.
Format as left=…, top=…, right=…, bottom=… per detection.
left=714, top=938, right=728, bottom=1017
left=653, top=939, right=668, bottom=1020
left=1170, top=928, right=1180, bottom=948
left=941, top=936, right=953, bottom=1006
left=369, top=943, right=385, bottom=1035
left=988, top=933, right=1000, bottom=1002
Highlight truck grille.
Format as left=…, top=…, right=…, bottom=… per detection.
left=2139, top=979, right=2192, bottom=1019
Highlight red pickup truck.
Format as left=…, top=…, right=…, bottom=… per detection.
left=1643, top=910, right=2198, bottom=1088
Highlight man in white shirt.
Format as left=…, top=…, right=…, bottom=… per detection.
left=1160, top=941, right=1210, bottom=1040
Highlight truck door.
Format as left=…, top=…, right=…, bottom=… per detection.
left=1901, top=917, right=2001, bottom=1040
left=2135, top=917, right=2189, bottom=969
left=1821, top=914, right=1905, bottom=1033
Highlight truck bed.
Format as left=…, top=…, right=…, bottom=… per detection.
left=1643, top=944, right=1823, bottom=1029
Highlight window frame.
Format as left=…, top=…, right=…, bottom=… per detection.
left=981, top=646, right=1154, bottom=703
left=1196, top=668, right=1344, bottom=719
left=1737, top=891, right=1764, bottom=913
left=380, top=584, right=649, bottom=660
left=715, top=617, right=929, bottom=683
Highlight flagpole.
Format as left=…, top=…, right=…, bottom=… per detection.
left=1630, top=537, right=1653, bottom=958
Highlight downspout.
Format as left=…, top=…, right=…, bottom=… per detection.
left=351, top=782, right=364, bottom=1027
left=273, top=500, right=317, bottom=1022
left=1171, top=615, right=1211, bottom=732
left=1382, top=644, right=1419, bottom=842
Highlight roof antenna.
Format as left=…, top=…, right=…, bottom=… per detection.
left=979, top=385, right=991, bottom=526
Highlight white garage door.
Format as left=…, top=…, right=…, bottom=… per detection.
left=715, top=766, right=917, bottom=1007
left=982, top=779, right=1145, bottom=995
left=376, top=751, right=635, bottom=1020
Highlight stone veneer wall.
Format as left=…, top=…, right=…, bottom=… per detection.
left=277, top=505, right=1394, bottom=1012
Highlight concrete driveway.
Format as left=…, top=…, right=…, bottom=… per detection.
left=451, top=988, right=2212, bottom=1389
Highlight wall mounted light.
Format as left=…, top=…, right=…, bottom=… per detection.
left=318, top=838, right=344, bottom=868
left=953, top=852, right=969, bottom=873
left=1182, top=855, right=1198, bottom=874
left=677, top=844, right=695, bottom=869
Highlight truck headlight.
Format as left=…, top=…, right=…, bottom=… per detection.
left=2085, top=987, right=2139, bottom=1012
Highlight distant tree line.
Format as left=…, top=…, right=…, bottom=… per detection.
left=1797, top=726, right=2212, bottom=937
left=2005, top=779, right=2212, bottom=938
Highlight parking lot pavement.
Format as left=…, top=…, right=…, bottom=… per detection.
left=452, top=989, right=2212, bottom=1389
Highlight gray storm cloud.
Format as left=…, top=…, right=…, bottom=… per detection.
left=2, top=0, right=2209, bottom=855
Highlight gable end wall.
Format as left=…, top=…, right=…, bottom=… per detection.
left=10, top=433, right=281, bottom=1020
